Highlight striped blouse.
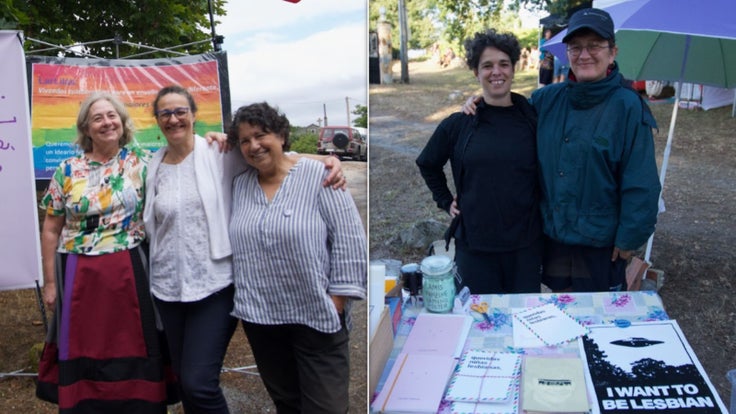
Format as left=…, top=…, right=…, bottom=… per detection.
left=229, top=158, right=366, bottom=333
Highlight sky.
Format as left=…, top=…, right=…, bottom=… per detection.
left=216, top=0, right=367, bottom=127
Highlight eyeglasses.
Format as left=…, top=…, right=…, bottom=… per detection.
left=566, top=44, right=610, bottom=58
left=155, top=107, right=190, bottom=121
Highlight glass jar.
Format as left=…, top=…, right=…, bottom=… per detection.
left=420, top=255, right=456, bottom=313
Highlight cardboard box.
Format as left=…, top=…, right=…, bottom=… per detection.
left=369, top=305, right=393, bottom=398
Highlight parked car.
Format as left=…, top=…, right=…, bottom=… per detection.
left=316, top=126, right=367, bottom=161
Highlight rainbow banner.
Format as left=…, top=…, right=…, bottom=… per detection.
left=28, top=52, right=230, bottom=179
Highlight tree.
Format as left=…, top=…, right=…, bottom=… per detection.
left=369, top=0, right=546, bottom=62
left=0, top=0, right=227, bottom=58
left=369, top=0, right=440, bottom=53
left=352, top=104, right=367, bottom=128
left=515, top=0, right=590, bottom=16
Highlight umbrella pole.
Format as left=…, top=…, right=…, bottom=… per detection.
left=645, top=83, right=681, bottom=263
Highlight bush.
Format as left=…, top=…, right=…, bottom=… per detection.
left=290, top=132, right=318, bottom=154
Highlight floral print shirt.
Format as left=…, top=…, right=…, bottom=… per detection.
left=39, top=146, right=150, bottom=255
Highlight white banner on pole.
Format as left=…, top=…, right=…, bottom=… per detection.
left=0, top=30, right=42, bottom=290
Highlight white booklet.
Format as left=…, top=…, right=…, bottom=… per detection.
left=444, top=349, right=521, bottom=403
left=512, top=303, right=588, bottom=348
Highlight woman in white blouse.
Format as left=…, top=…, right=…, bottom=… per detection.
left=227, top=102, right=366, bottom=413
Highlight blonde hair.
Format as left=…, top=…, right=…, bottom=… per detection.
left=75, top=92, right=135, bottom=152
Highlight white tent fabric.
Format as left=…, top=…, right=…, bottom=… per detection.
left=701, top=86, right=736, bottom=111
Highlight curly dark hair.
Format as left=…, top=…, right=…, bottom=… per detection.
left=227, top=102, right=291, bottom=151
left=464, top=29, right=522, bottom=71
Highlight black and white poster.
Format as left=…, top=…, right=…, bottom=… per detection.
left=579, top=320, right=728, bottom=413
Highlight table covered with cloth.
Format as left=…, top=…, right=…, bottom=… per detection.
left=371, top=290, right=670, bottom=413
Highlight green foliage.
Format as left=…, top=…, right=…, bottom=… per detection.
left=370, top=0, right=548, bottom=62
left=516, top=28, right=542, bottom=50
left=369, top=0, right=440, bottom=51
left=352, top=104, right=367, bottom=128
left=0, top=0, right=226, bottom=58
left=290, top=132, right=319, bottom=155
left=517, top=0, right=590, bottom=16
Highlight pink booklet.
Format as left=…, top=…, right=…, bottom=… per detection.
left=401, top=313, right=473, bottom=358
left=372, top=352, right=457, bottom=413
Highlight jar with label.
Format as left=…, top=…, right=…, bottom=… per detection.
left=419, top=255, right=456, bottom=313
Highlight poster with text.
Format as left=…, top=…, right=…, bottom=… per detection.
left=28, top=52, right=230, bottom=179
left=579, top=320, right=728, bottom=413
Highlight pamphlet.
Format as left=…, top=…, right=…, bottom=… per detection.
left=513, top=303, right=588, bottom=347
left=445, top=349, right=521, bottom=403
left=522, top=356, right=590, bottom=413
left=450, top=380, right=520, bottom=414
left=579, top=320, right=728, bottom=413
left=372, top=352, right=457, bottom=413
left=401, top=312, right=473, bottom=358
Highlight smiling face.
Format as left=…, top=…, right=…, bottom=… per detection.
left=155, top=92, right=195, bottom=146
left=566, top=32, right=617, bottom=83
left=474, top=46, right=514, bottom=105
left=236, top=122, right=286, bottom=172
left=85, top=99, right=124, bottom=151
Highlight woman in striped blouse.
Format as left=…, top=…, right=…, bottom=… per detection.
left=227, top=102, right=367, bottom=414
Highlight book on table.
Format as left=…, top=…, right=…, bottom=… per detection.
left=521, top=355, right=590, bottom=413
left=372, top=352, right=457, bottom=413
left=372, top=312, right=473, bottom=413
left=444, top=349, right=521, bottom=403
left=445, top=349, right=522, bottom=414
left=401, top=312, right=473, bottom=358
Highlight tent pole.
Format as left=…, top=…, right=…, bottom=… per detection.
left=645, top=83, right=681, bottom=263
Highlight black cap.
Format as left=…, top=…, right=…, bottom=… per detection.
left=563, top=8, right=615, bottom=43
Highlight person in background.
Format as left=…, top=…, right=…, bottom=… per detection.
left=538, top=28, right=554, bottom=86
left=416, top=29, right=543, bottom=294
left=144, top=86, right=345, bottom=413
left=227, top=102, right=366, bottom=413
left=37, top=92, right=173, bottom=413
left=463, top=8, right=661, bottom=292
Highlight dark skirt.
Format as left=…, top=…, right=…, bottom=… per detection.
left=37, top=245, right=177, bottom=414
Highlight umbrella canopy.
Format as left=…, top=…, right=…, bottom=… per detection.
left=542, top=0, right=736, bottom=263
left=545, top=0, right=736, bottom=88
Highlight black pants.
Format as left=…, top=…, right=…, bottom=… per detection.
left=454, top=237, right=543, bottom=294
left=242, top=317, right=350, bottom=414
left=155, top=285, right=238, bottom=414
left=542, top=239, right=627, bottom=292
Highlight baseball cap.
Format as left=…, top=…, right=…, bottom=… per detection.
left=563, top=8, right=615, bottom=43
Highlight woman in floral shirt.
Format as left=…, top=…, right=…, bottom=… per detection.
left=36, top=92, right=173, bottom=414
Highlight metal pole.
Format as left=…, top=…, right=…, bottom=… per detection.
left=346, top=97, right=351, bottom=127
left=207, top=0, right=220, bottom=51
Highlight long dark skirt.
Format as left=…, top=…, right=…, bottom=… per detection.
left=37, top=245, right=176, bottom=414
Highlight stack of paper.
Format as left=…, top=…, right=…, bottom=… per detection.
left=445, top=349, right=522, bottom=414
left=372, top=313, right=473, bottom=413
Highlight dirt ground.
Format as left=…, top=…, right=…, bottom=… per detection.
left=369, top=60, right=736, bottom=403
left=0, top=159, right=367, bottom=413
